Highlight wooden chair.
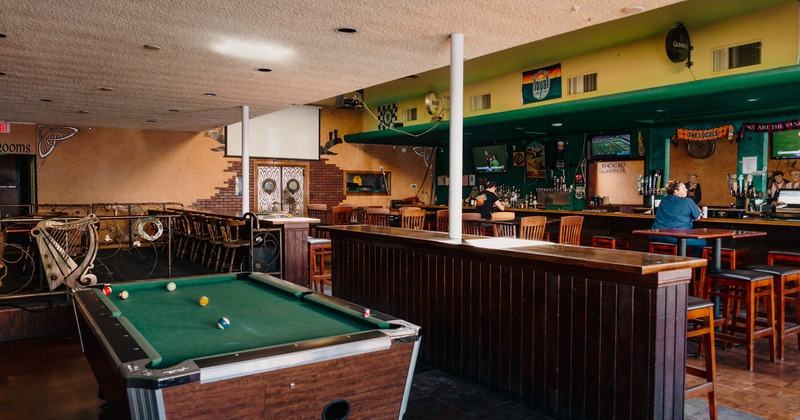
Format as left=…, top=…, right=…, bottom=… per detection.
left=558, top=216, right=583, bottom=245
left=702, top=247, right=751, bottom=269
left=217, top=218, right=251, bottom=272
left=365, top=207, right=391, bottom=226
left=436, top=209, right=449, bottom=232
left=331, top=205, right=354, bottom=225
left=519, top=216, right=547, bottom=241
left=400, top=209, right=425, bottom=230
left=490, top=212, right=516, bottom=238
left=462, top=213, right=484, bottom=235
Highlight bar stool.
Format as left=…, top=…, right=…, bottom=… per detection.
left=685, top=296, right=717, bottom=420
left=591, top=235, right=630, bottom=250
left=702, top=247, right=750, bottom=269
left=705, top=269, right=776, bottom=370
left=768, top=250, right=800, bottom=267
left=741, top=264, right=800, bottom=359
left=308, top=237, right=332, bottom=292
left=649, top=241, right=677, bottom=255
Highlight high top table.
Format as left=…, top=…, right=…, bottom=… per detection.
left=632, top=228, right=766, bottom=271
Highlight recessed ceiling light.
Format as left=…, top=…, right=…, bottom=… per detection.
left=621, top=5, right=646, bottom=14
left=146, top=119, right=157, bottom=123
left=77, top=110, right=90, bottom=114
left=335, top=27, right=357, bottom=34
left=168, top=109, right=180, bottom=112
left=257, top=68, right=272, bottom=73
left=0, top=72, right=6, bottom=76
left=204, top=92, right=216, bottom=97
left=746, top=97, right=761, bottom=102
left=403, top=74, right=420, bottom=80
left=40, top=98, right=53, bottom=102
left=99, top=87, right=115, bottom=92
left=0, top=34, right=6, bottom=39
left=551, top=122, right=563, bottom=127
left=144, top=44, right=162, bottom=51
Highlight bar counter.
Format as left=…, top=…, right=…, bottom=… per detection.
left=322, top=225, right=706, bottom=419
left=420, top=205, right=800, bottom=261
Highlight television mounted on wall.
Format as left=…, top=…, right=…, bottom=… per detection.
left=472, top=144, right=508, bottom=173
left=770, top=129, right=800, bottom=159
left=588, top=133, right=631, bottom=161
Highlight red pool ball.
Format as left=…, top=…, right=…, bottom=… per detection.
left=103, top=285, right=112, bottom=296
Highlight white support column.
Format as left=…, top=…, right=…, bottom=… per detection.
left=448, top=33, right=464, bottom=240
left=241, top=105, right=250, bottom=214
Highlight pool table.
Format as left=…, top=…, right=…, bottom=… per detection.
left=73, top=272, right=420, bottom=419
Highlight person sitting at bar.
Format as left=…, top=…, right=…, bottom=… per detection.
left=651, top=180, right=704, bottom=257
left=475, top=181, right=505, bottom=218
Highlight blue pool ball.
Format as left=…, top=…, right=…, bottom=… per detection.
left=217, top=317, right=230, bottom=330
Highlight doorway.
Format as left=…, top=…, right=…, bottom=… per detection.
left=0, top=155, right=36, bottom=217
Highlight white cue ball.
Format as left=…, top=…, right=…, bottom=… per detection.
left=166, top=282, right=176, bottom=291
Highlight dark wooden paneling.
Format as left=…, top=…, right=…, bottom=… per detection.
left=0, top=299, right=76, bottom=342
left=326, top=226, right=691, bottom=420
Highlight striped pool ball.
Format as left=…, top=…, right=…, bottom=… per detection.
left=102, top=285, right=112, bottom=296
left=217, top=317, right=230, bottom=330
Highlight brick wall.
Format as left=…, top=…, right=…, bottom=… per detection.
left=192, top=157, right=346, bottom=213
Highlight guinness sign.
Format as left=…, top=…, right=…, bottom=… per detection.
left=665, top=23, right=692, bottom=67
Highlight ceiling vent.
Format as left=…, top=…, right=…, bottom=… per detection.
left=567, top=73, right=597, bottom=95
left=713, top=42, right=761, bottom=72
left=470, top=94, right=491, bottom=111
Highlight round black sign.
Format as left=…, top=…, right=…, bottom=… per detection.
left=665, top=23, right=691, bottom=63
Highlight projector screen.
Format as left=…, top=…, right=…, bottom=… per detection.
left=225, top=106, right=320, bottom=160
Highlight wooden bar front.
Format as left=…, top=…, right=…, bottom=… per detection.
left=323, top=225, right=706, bottom=419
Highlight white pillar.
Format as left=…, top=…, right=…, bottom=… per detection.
left=241, top=105, right=250, bottom=214
left=448, top=33, right=464, bottom=240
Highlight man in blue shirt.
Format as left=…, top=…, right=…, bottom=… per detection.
left=651, top=180, right=704, bottom=257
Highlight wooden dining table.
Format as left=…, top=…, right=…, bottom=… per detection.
left=632, top=228, right=766, bottom=271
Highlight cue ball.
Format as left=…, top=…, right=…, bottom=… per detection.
left=199, top=296, right=209, bottom=306
left=102, top=286, right=112, bottom=296
left=119, top=290, right=129, bottom=300
left=217, top=317, right=230, bottom=330
left=166, top=282, right=176, bottom=291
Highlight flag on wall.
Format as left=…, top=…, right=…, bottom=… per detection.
left=522, top=64, right=562, bottom=104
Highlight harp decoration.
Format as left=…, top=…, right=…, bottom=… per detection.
left=31, top=214, right=99, bottom=290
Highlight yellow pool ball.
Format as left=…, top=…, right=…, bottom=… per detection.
left=199, top=296, right=209, bottom=306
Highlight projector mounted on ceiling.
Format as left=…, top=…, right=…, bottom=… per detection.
left=335, top=90, right=364, bottom=110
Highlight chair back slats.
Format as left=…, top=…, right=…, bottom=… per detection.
left=493, top=223, right=516, bottom=238
left=462, top=212, right=484, bottom=235
left=558, top=215, right=583, bottom=245
left=306, top=204, right=328, bottom=224
left=331, top=206, right=354, bottom=225
left=365, top=207, right=391, bottom=226
left=401, top=209, right=426, bottom=230
left=436, top=209, right=449, bottom=232
left=520, top=216, right=547, bottom=241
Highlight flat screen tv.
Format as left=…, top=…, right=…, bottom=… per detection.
left=770, top=129, right=800, bottom=159
left=589, top=133, right=631, bottom=161
left=472, top=144, right=508, bottom=173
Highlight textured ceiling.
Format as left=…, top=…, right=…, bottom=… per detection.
left=0, top=0, right=690, bottom=132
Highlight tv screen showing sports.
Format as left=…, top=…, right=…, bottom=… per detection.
left=770, top=129, right=800, bottom=159
left=472, top=145, right=508, bottom=173
left=589, top=133, right=631, bottom=160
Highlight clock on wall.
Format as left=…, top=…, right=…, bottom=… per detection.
left=425, top=89, right=445, bottom=117
left=687, top=140, right=715, bottom=159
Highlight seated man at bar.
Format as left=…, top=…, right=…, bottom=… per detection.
left=651, top=180, right=704, bottom=257
left=475, top=181, right=505, bottom=218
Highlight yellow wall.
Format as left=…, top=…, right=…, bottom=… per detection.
left=361, top=2, right=798, bottom=131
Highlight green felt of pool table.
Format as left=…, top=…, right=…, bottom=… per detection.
left=96, top=275, right=385, bottom=368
